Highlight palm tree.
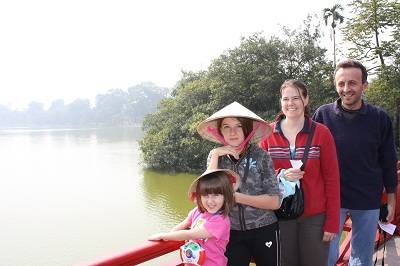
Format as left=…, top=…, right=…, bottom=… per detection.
left=323, top=4, right=345, bottom=67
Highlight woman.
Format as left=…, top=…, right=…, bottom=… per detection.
left=197, top=101, right=281, bottom=266
left=260, top=80, right=340, bottom=266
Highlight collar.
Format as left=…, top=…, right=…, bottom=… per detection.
left=274, top=117, right=311, bottom=134
left=333, top=98, right=368, bottom=115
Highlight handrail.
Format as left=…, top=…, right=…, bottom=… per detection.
left=86, top=161, right=400, bottom=265
left=83, top=240, right=184, bottom=266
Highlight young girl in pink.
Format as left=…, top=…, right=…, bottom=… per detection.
left=148, top=169, right=238, bottom=266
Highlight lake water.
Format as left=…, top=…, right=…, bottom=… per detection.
left=0, top=127, right=196, bottom=266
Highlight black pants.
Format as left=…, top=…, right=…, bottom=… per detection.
left=226, top=222, right=280, bottom=266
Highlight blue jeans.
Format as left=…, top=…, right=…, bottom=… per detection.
left=327, top=208, right=379, bottom=266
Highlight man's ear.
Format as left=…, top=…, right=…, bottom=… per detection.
left=362, top=81, right=368, bottom=92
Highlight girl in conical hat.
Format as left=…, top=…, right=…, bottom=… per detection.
left=197, top=101, right=272, bottom=150
left=197, top=101, right=281, bottom=266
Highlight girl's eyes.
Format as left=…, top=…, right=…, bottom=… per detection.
left=221, top=124, right=242, bottom=133
left=222, top=125, right=242, bottom=129
left=282, top=97, right=301, bottom=101
left=201, top=194, right=223, bottom=199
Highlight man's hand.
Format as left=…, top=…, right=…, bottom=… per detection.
left=386, top=193, right=396, bottom=223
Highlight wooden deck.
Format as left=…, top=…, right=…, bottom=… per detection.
left=373, top=236, right=400, bottom=266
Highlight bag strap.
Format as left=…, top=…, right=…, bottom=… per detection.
left=300, top=121, right=316, bottom=171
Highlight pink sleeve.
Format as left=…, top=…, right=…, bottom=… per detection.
left=187, top=207, right=200, bottom=225
left=203, top=215, right=230, bottom=240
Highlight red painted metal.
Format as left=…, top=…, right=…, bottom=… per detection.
left=85, top=162, right=400, bottom=266
left=83, top=240, right=184, bottom=266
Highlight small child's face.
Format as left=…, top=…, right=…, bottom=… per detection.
left=200, top=194, right=224, bottom=214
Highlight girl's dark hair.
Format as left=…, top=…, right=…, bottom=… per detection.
left=217, top=117, right=253, bottom=139
left=275, top=79, right=310, bottom=121
left=195, top=172, right=235, bottom=216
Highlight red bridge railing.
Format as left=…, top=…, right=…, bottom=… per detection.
left=82, top=240, right=184, bottom=266
left=85, top=162, right=400, bottom=266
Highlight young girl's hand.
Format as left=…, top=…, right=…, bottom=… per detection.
left=148, top=233, right=164, bottom=241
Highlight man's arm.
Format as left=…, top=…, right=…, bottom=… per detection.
left=386, top=193, right=396, bottom=223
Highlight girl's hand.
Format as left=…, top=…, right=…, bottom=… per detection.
left=283, top=168, right=304, bottom=182
left=148, top=233, right=164, bottom=241
left=212, top=146, right=241, bottom=160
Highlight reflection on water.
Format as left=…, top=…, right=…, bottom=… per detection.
left=0, top=126, right=143, bottom=143
left=142, top=170, right=196, bottom=229
left=0, top=127, right=197, bottom=266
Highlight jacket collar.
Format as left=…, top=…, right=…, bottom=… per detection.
left=333, top=98, right=368, bottom=115
left=274, top=117, right=311, bottom=134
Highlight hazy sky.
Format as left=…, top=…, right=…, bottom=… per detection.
left=0, top=0, right=348, bottom=110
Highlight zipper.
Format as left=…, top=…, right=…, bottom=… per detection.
left=238, top=204, right=246, bottom=230
left=230, top=148, right=250, bottom=231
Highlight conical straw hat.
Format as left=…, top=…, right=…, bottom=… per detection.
left=197, top=101, right=272, bottom=144
left=188, top=168, right=240, bottom=201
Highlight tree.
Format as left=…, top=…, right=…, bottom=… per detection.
left=343, top=0, right=400, bottom=70
left=126, top=82, right=169, bottom=123
left=323, top=4, right=345, bottom=67
left=25, top=101, right=46, bottom=125
left=47, top=99, right=67, bottom=125
left=140, top=21, right=334, bottom=172
left=94, top=89, right=129, bottom=126
left=366, top=66, right=400, bottom=150
left=65, top=99, right=93, bottom=125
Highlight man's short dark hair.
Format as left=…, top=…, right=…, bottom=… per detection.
left=335, top=59, right=368, bottom=83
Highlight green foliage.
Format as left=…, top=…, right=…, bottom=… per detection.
left=323, top=4, right=345, bottom=28
left=366, top=66, right=400, bottom=147
left=343, top=0, right=400, bottom=68
left=366, top=66, right=400, bottom=113
left=140, top=19, right=336, bottom=172
left=322, top=4, right=345, bottom=65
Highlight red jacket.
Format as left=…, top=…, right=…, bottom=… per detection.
left=260, top=117, right=340, bottom=233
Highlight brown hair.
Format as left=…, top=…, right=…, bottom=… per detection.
left=275, top=79, right=310, bottom=121
left=217, top=117, right=253, bottom=139
left=335, top=59, right=368, bottom=83
left=195, top=171, right=235, bottom=216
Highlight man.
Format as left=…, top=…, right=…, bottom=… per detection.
left=313, top=59, right=398, bottom=266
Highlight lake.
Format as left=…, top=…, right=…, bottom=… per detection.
left=0, top=127, right=196, bottom=266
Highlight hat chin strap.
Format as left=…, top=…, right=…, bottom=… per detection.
left=206, top=126, right=229, bottom=146
left=206, top=122, right=261, bottom=151
left=234, top=122, right=260, bottom=151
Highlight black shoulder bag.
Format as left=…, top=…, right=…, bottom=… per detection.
left=275, top=121, right=316, bottom=220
